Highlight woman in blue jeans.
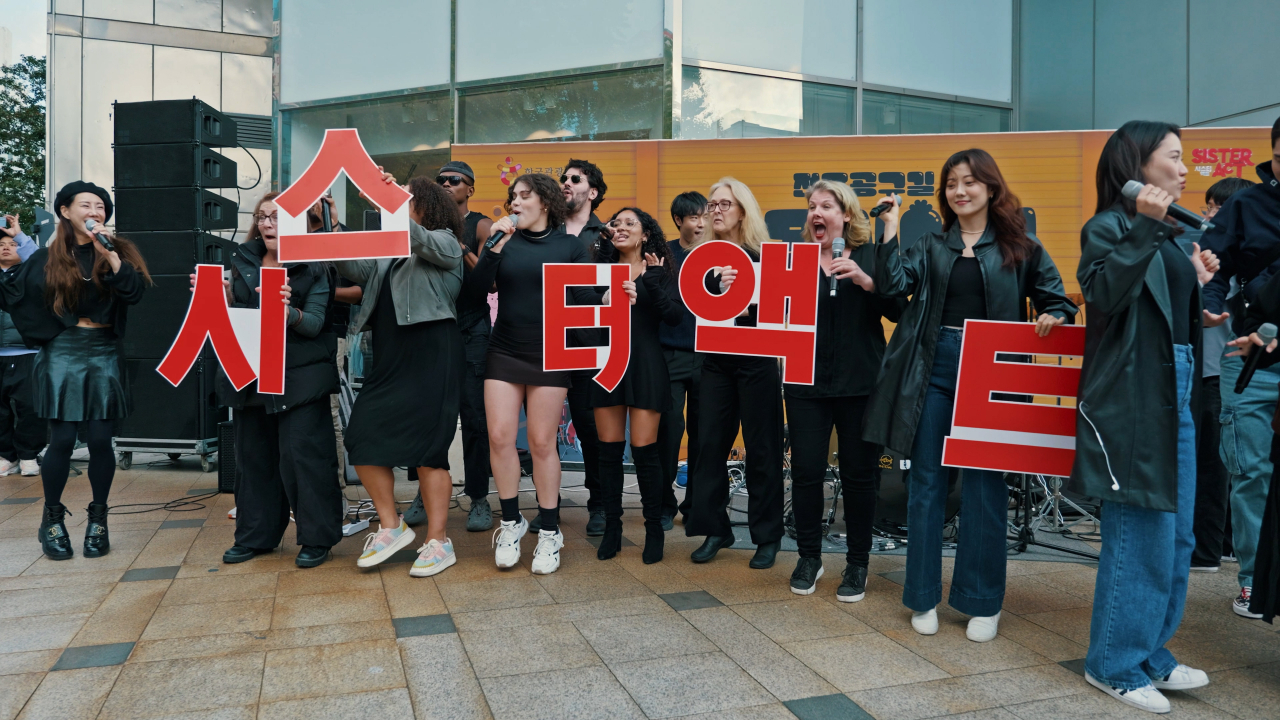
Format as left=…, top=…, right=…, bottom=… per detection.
left=868, top=149, right=1076, bottom=643
left=1075, top=121, right=1218, bottom=713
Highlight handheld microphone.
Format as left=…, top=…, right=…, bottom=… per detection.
left=84, top=219, right=114, bottom=252
left=484, top=214, right=519, bottom=250
left=829, top=233, right=845, bottom=297
left=1235, top=323, right=1278, bottom=394
left=868, top=194, right=899, bottom=218
left=320, top=195, right=332, bottom=232
left=1121, top=180, right=1215, bottom=231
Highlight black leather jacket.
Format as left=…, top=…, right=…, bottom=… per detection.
left=865, top=226, right=1077, bottom=455
left=1072, top=204, right=1202, bottom=512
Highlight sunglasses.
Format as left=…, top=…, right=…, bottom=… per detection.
left=436, top=175, right=468, bottom=187
left=560, top=173, right=585, bottom=185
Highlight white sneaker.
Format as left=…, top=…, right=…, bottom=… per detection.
left=18, top=459, right=38, bottom=476
left=228, top=507, right=237, bottom=520
left=530, top=529, right=564, bottom=575
left=966, top=612, right=1001, bottom=642
left=1233, top=587, right=1263, bottom=619
left=911, top=607, right=938, bottom=635
left=1152, top=664, right=1209, bottom=691
left=0, top=458, right=13, bottom=476
left=492, top=516, right=528, bottom=569
left=1086, top=671, right=1170, bottom=714
left=356, top=519, right=416, bottom=568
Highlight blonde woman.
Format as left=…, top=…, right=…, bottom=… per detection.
left=686, top=177, right=786, bottom=569
left=786, top=180, right=905, bottom=597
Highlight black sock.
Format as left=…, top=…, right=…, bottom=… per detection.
left=499, top=496, right=521, bottom=524
left=539, top=505, right=559, bottom=534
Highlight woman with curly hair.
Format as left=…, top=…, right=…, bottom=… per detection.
left=591, top=207, right=682, bottom=563
left=462, top=173, right=592, bottom=575
left=339, top=175, right=465, bottom=578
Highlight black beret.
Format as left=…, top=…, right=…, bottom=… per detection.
left=54, top=181, right=113, bottom=223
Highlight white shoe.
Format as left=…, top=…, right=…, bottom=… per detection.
left=1086, top=671, right=1170, bottom=714
left=492, top=516, right=528, bottom=569
left=966, top=612, right=1001, bottom=642
left=18, top=459, right=38, bottom=476
left=530, top=529, right=564, bottom=575
left=1152, top=664, right=1209, bottom=691
left=1233, top=587, right=1263, bottom=619
left=911, top=607, right=938, bottom=635
left=0, top=458, right=13, bottom=476
left=228, top=507, right=237, bottom=520
left=356, top=519, right=416, bottom=568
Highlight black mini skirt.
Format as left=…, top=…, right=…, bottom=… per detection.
left=34, top=327, right=129, bottom=422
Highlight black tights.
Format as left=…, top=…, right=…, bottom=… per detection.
left=42, top=419, right=115, bottom=506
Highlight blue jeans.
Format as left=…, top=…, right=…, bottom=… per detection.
left=903, top=328, right=1009, bottom=617
left=1086, top=344, right=1196, bottom=690
left=1218, top=353, right=1279, bottom=588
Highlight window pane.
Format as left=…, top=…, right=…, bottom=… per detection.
left=155, top=0, right=221, bottom=31
left=679, top=66, right=853, bottom=139
left=683, top=0, right=856, bottom=79
left=862, top=90, right=1008, bottom=136
left=863, top=0, right=1012, bottom=103
left=456, top=0, right=662, bottom=83
left=459, top=67, right=664, bottom=144
left=1095, top=0, right=1187, bottom=128
left=1190, top=0, right=1280, bottom=124
left=223, top=0, right=274, bottom=37
left=1019, top=0, right=1093, bottom=131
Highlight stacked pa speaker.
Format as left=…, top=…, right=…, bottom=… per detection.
left=113, top=99, right=239, bottom=465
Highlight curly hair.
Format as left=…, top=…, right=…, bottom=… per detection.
left=408, top=177, right=463, bottom=237
left=566, top=158, right=607, bottom=211
left=508, top=173, right=569, bottom=229
left=597, top=207, right=675, bottom=284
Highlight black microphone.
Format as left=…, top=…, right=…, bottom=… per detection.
left=868, top=194, right=900, bottom=218
left=84, top=219, right=114, bottom=252
left=1121, top=180, right=1215, bottom=232
left=321, top=195, right=332, bottom=232
left=1235, top=322, right=1278, bottom=394
left=484, top=214, right=519, bottom=250
left=829, top=233, right=844, bottom=297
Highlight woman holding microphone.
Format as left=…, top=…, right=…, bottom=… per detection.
left=866, top=149, right=1076, bottom=643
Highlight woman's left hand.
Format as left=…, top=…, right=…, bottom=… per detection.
left=1190, top=242, right=1218, bottom=285
left=831, top=257, right=873, bottom=291
left=88, top=224, right=122, bottom=272
left=255, top=283, right=293, bottom=304
left=1034, top=313, right=1065, bottom=337
left=643, top=252, right=664, bottom=269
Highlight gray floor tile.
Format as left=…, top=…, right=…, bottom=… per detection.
left=660, top=590, right=724, bottom=611
left=0, top=496, right=38, bottom=505
left=159, top=518, right=207, bottom=529
left=575, top=611, right=716, bottom=664
left=611, top=650, right=776, bottom=719
left=120, top=566, right=181, bottom=582
left=1059, top=658, right=1087, bottom=676
left=187, top=487, right=220, bottom=495
left=480, top=665, right=643, bottom=720
left=393, top=613, right=456, bottom=639
left=52, top=642, right=135, bottom=670
left=784, top=694, right=874, bottom=720
left=878, top=570, right=907, bottom=585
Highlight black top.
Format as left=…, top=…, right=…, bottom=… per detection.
left=590, top=265, right=683, bottom=410
left=658, top=239, right=697, bottom=351
left=457, top=210, right=491, bottom=336
left=940, top=256, right=987, bottom=328
left=72, top=243, right=119, bottom=327
left=1160, top=238, right=1197, bottom=345
left=462, top=225, right=591, bottom=352
left=785, top=243, right=905, bottom=398
left=0, top=245, right=145, bottom=346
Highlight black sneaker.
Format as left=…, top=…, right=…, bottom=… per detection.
left=585, top=509, right=606, bottom=537
left=403, top=491, right=426, bottom=527
left=837, top=563, right=867, bottom=603
left=466, top=497, right=493, bottom=532
left=789, top=557, right=824, bottom=595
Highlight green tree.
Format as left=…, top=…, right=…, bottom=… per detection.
left=0, top=55, right=47, bottom=221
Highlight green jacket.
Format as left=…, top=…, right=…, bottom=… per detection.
left=338, top=223, right=463, bottom=333
left=1073, top=204, right=1202, bottom=512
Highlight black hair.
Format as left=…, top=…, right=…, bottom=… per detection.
left=670, top=191, right=708, bottom=223
left=408, top=177, right=464, bottom=237
left=1205, top=177, right=1255, bottom=206
left=1272, top=115, right=1280, bottom=150
left=565, top=158, right=607, bottom=211
left=1095, top=120, right=1182, bottom=216
left=597, top=207, right=675, bottom=284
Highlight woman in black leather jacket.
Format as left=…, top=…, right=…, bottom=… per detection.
left=867, top=149, right=1076, bottom=644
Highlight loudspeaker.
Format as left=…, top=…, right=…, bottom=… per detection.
left=114, top=99, right=237, bottom=147
left=122, top=352, right=223, bottom=441
left=123, top=231, right=237, bottom=275
left=122, top=274, right=206, bottom=358
left=114, top=188, right=237, bottom=232
left=114, top=143, right=237, bottom=189
left=217, top=420, right=236, bottom=493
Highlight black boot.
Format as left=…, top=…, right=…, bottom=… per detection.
left=39, top=503, right=73, bottom=560
left=631, top=442, right=665, bottom=564
left=596, top=441, right=626, bottom=560
left=84, top=502, right=111, bottom=558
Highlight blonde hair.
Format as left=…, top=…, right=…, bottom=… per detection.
left=709, top=177, right=770, bottom=255
left=800, top=180, right=871, bottom=249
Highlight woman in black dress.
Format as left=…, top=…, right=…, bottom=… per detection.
left=592, top=208, right=682, bottom=563
left=339, top=178, right=465, bottom=578
left=463, top=173, right=590, bottom=575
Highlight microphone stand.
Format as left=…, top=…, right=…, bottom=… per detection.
left=1007, top=472, right=1100, bottom=561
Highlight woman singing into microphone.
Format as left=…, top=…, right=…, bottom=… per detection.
left=786, top=180, right=904, bottom=598
left=592, top=207, right=681, bottom=563
left=463, top=173, right=590, bottom=575
left=866, top=149, right=1076, bottom=643
left=0, top=182, right=149, bottom=561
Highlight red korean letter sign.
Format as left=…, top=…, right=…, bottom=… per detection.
left=941, top=320, right=1086, bottom=477
left=678, top=241, right=818, bottom=384
left=542, top=264, right=631, bottom=393
left=275, top=128, right=412, bottom=263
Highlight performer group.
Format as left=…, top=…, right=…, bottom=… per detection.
left=8, top=114, right=1280, bottom=715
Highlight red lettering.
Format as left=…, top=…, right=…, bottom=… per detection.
left=541, top=263, right=631, bottom=393
left=158, top=264, right=257, bottom=391
left=1192, top=148, right=1205, bottom=163
left=759, top=241, right=819, bottom=326
left=678, top=241, right=756, bottom=321
left=257, top=267, right=287, bottom=395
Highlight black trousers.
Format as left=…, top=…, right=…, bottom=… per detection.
left=687, top=355, right=784, bottom=544
left=785, top=392, right=880, bottom=566
left=0, top=354, right=44, bottom=461
left=461, top=330, right=492, bottom=500
left=658, top=348, right=700, bottom=519
left=234, top=399, right=343, bottom=550
left=1193, top=375, right=1231, bottom=566
left=568, top=369, right=602, bottom=511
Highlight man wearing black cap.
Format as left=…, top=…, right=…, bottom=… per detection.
left=404, top=160, right=496, bottom=531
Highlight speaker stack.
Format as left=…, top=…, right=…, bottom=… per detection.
left=112, top=98, right=239, bottom=473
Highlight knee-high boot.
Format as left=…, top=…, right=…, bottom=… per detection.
left=597, top=440, right=626, bottom=560
left=631, top=442, right=665, bottom=564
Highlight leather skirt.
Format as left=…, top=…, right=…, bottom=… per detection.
left=34, top=327, right=130, bottom=421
